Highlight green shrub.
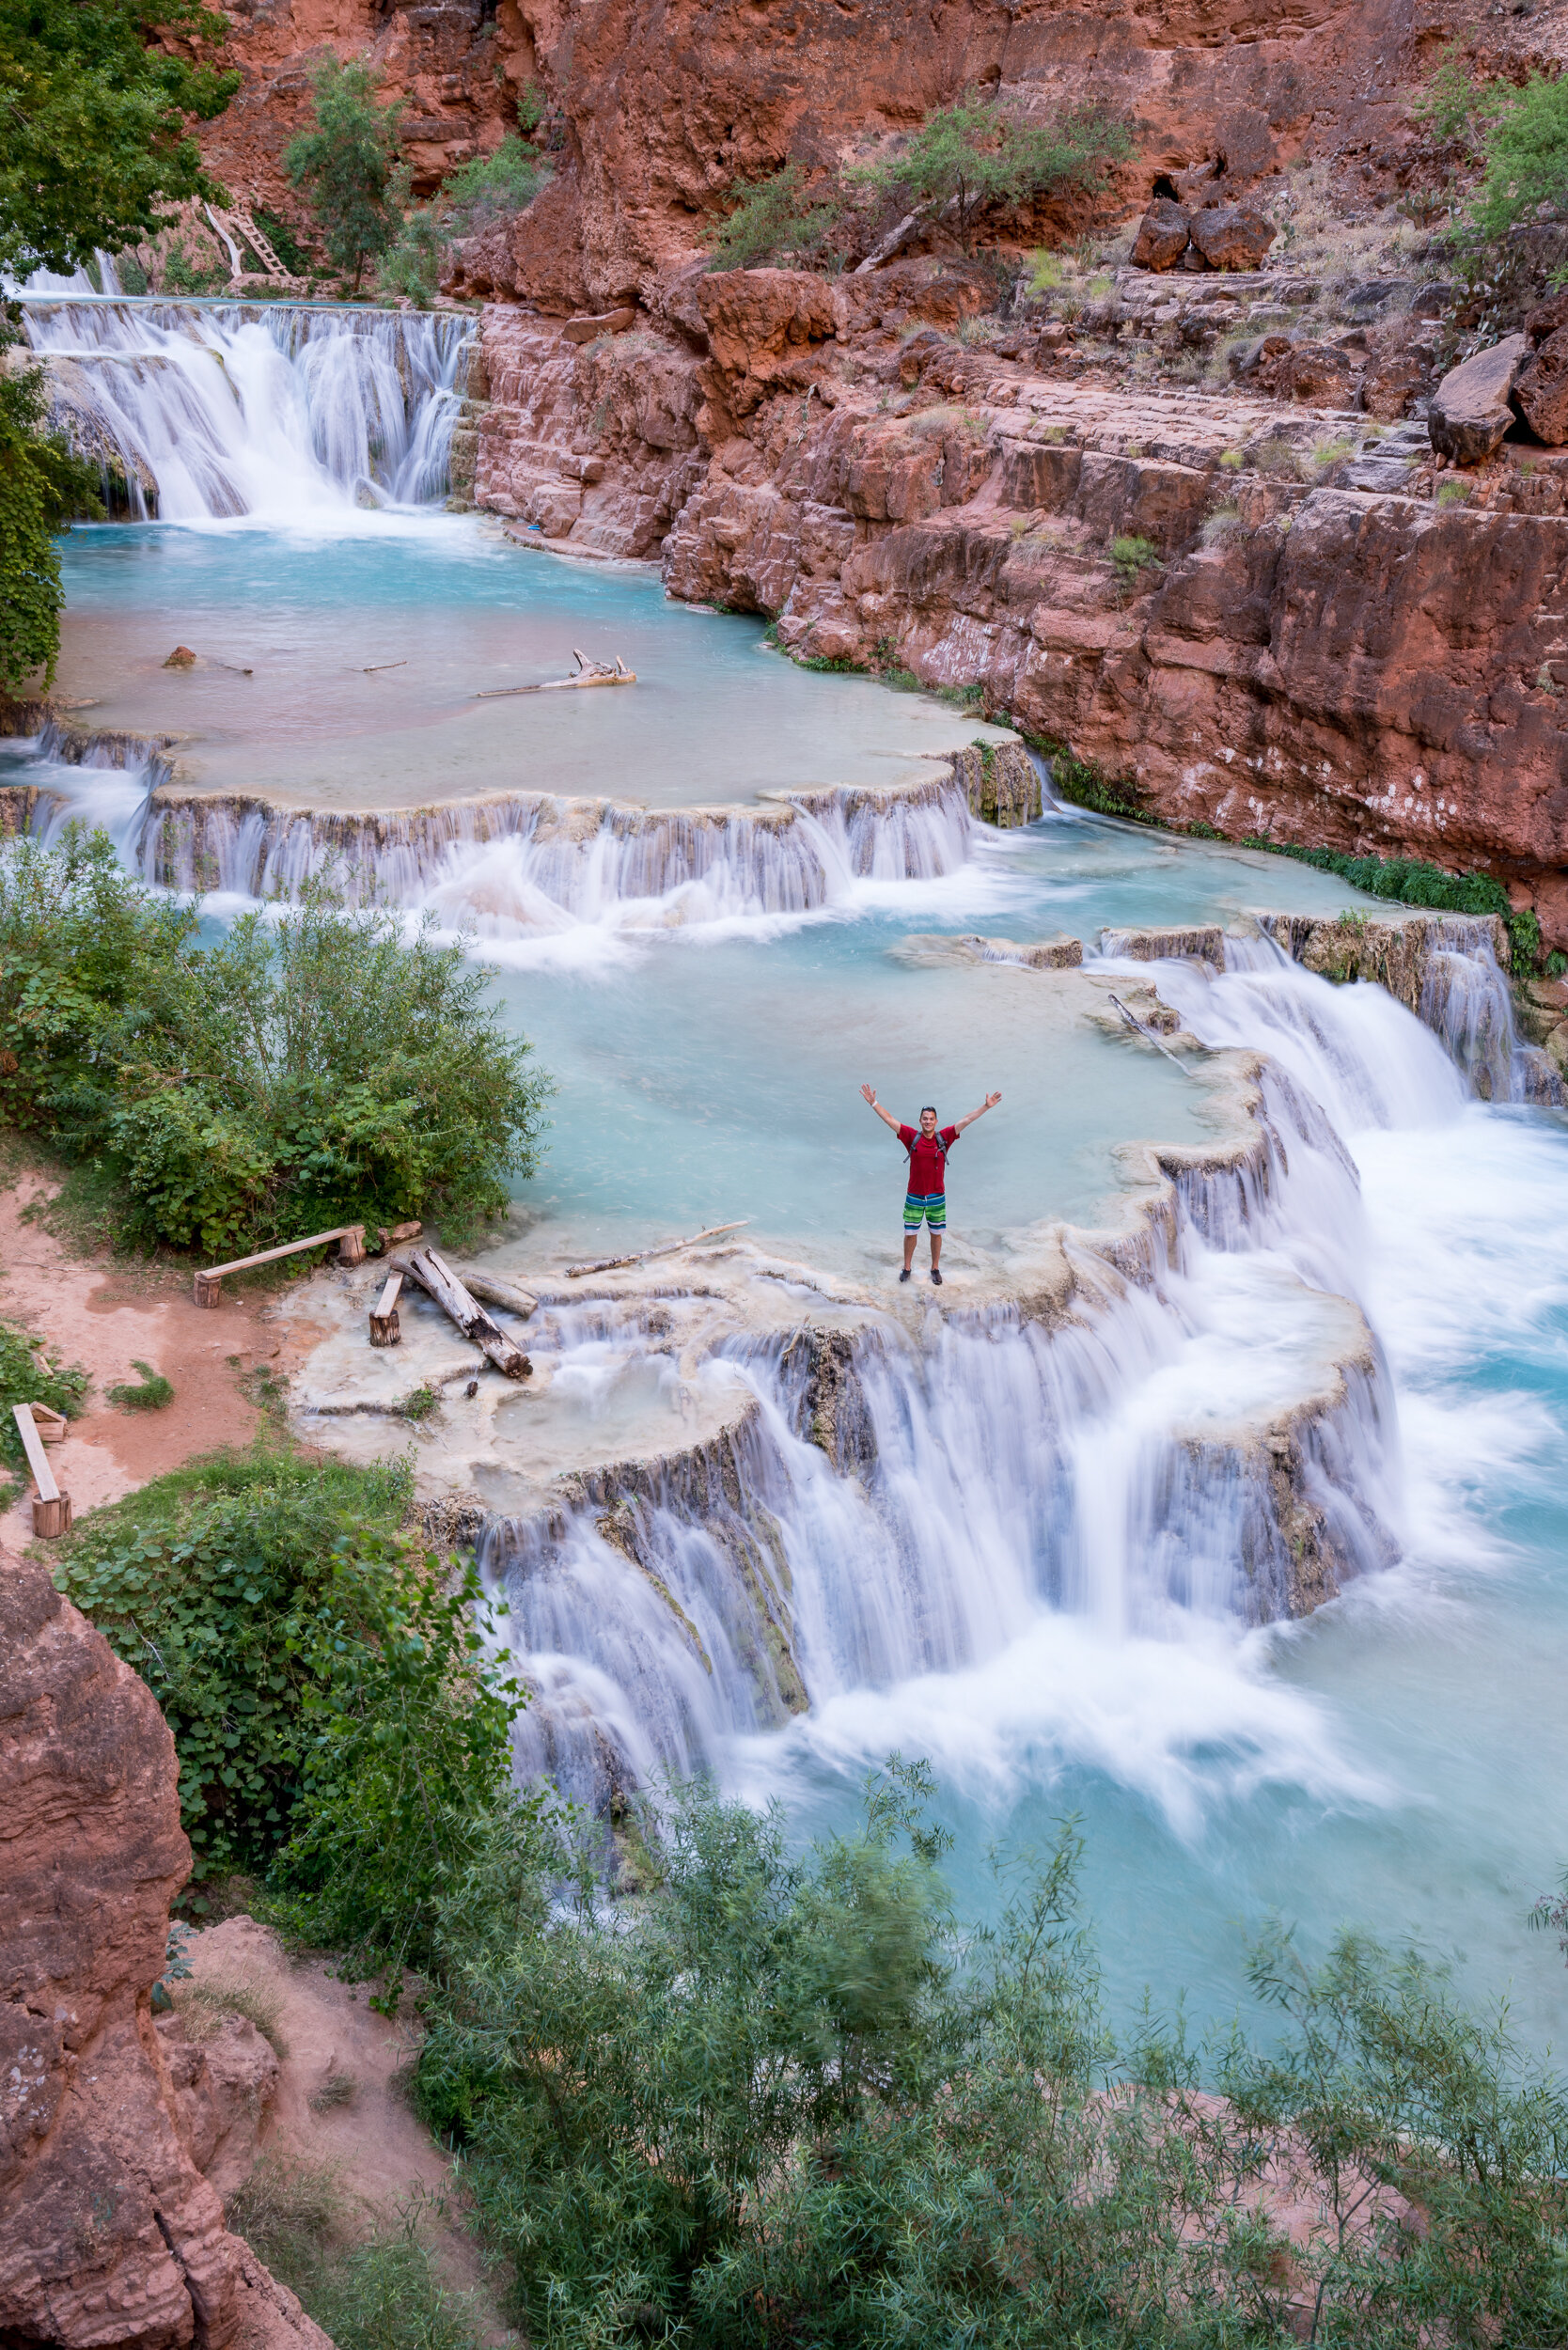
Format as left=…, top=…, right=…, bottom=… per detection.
left=1471, top=70, right=1568, bottom=243
left=0, top=346, right=103, bottom=687
left=439, top=135, right=551, bottom=235
left=1436, top=477, right=1471, bottom=508
left=0, top=833, right=552, bottom=1254
left=854, top=97, right=1133, bottom=258
left=56, top=1449, right=524, bottom=1959
left=106, top=1358, right=174, bottom=1411
left=706, top=162, right=844, bottom=271
left=1413, top=40, right=1500, bottom=155
left=231, top=2160, right=485, bottom=2350
left=1109, top=530, right=1161, bottom=588
left=1037, top=738, right=1152, bottom=822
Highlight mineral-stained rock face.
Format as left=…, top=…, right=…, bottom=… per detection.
left=1513, top=325, right=1568, bottom=447
left=1186, top=201, right=1275, bottom=273
left=0, top=1556, right=326, bottom=2350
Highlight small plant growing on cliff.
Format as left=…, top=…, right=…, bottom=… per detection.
left=1437, top=478, right=1471, bottom=509
left=706, top=163, right=844, bottom=271
left=1109, top=532, right=1161, bottom=590
left=854, top=97, right=1133, bottom=258
left=285, top=58, right=405, bottom=295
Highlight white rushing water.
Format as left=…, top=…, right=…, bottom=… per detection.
left=20, top=275, right=471, bottom=518
left=490, top=939, right=1470, bottom=1817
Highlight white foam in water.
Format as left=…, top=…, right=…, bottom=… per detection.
left=20, top=274, right=470, bottom=520
left=496, top=933, right=1548, bottom=1850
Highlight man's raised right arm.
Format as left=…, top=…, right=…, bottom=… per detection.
left=859, top=1082, right=902, bottom=1134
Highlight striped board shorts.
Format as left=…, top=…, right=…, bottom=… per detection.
left=903, top=1192, right=947, bottom=1231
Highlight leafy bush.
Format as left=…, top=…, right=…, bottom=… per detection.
left=706, top=162, right=844, bottom=271
left=1109, top=530, right=1161, bottom=588
left=0, top=832, right=553, bottom=1254
left=855, top=98, right=1133, bottom=257
left=1471, top=70, right=1568, bottom=243
left=55, top=1449, right=524, bottom=1954
left=0, top=1313, right=87, bottom=1496
left=1413, top=40, right=1499, bottom=155
left=1236, top=837, right=1540, bottom=966
left=285, top=57, right=404, bottom=292
left=377, top=138, right=552, bottom=306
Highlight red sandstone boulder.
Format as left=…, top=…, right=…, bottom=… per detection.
left=1360, top=342, right=1430, bottom=420
left=0, top=1557, right=325, bottom=2350
left=1513, top=324, right=1568, bottom=445
left=1525, top=289, right=1568, bottom=345
left=1429, top=333, right=1529, bottom=464
left=1276, top=341, right=1357, bottom=405
left=1188, top=202, right=1277, bottom=272
left=563, top=306, right=637, bottom=344
left=1132, top=197, right=1191, bottom=271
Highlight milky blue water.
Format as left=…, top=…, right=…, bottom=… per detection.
left=52, top=521, right=1012, bottom=807
left=36, top=507, right=1568, bottom=2060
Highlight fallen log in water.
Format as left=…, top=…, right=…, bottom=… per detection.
left=474, top=648, right=635, bottom=700
left=565, top=1221, right=749, bottom=1278
left=390, top=1247, right=533, bottom=1378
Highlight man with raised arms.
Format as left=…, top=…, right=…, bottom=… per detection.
left=859, top=1084, right=1002, bottom=1285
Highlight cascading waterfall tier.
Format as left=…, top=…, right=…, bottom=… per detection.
left=19, top=290, right=473, bottom=518
left=114, top=774, right=976, bottom=932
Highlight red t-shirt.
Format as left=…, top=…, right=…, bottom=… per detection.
left=899, top=1122, right=959, bottom=1196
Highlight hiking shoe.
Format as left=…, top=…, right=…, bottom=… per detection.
left=931, top=1267, right=944, bottom=1286
left=899, top=1267, right=912, bottom=1283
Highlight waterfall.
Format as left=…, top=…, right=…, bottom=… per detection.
left=19, top=286, right=473, bottom=519
left=130, top=777, right=977, bottom=932
left=486, top=953, right=1456, bottom=1813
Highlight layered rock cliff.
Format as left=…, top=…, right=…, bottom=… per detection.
left=196, top=0, right=1553, bottom=310
left=0, top=1555, right=327, bottom=2350
left=460, top=271, right=1568, bottom=937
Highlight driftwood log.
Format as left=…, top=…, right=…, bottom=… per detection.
left=565, top=1220, right=748, bottom=1278
left=390, top=1247, right=532, bottom=1379
left=475, top=649, right=635, bottom=700
left=453, top=1268, right=538, bottom=1319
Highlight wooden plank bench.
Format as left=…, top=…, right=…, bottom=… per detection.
left=13, top=1403, right=71, bottom=1537
left=194, top=1224, right=366, bottom=1308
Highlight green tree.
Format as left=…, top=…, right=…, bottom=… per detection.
left=0, top=0, right=236, bottom=684
left=0, top=363, right=102, bottom=687
left=857, top=96, right=1132, bottom=257
left=377, top=138, right=552, bottom=306
left=1472, top=70, right=1568, bottom=242
left=285, top=57, right=404, bottom=292
left=0, top=0, right=237, bottom=279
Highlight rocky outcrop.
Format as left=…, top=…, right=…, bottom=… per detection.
left=0, top=1556, right=325, bottom=2350
left=461, top=292, right=1568, bottom=939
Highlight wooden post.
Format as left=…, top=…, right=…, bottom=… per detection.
left=194, top=1270, right=224, bottom=1308
left=337, top=1228, right=367, bottom=1266
left=13, top=1403, right=72, bottom=1538
left=369, top=1272, right=403, bottom=1347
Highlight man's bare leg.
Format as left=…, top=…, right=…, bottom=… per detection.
left=902, top=1230, right=918, bottom=1273
left=930, top=1231, right=943, bottom=1275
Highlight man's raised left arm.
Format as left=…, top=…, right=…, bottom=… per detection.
left=954, top=1091, right=1002, bottom=1134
